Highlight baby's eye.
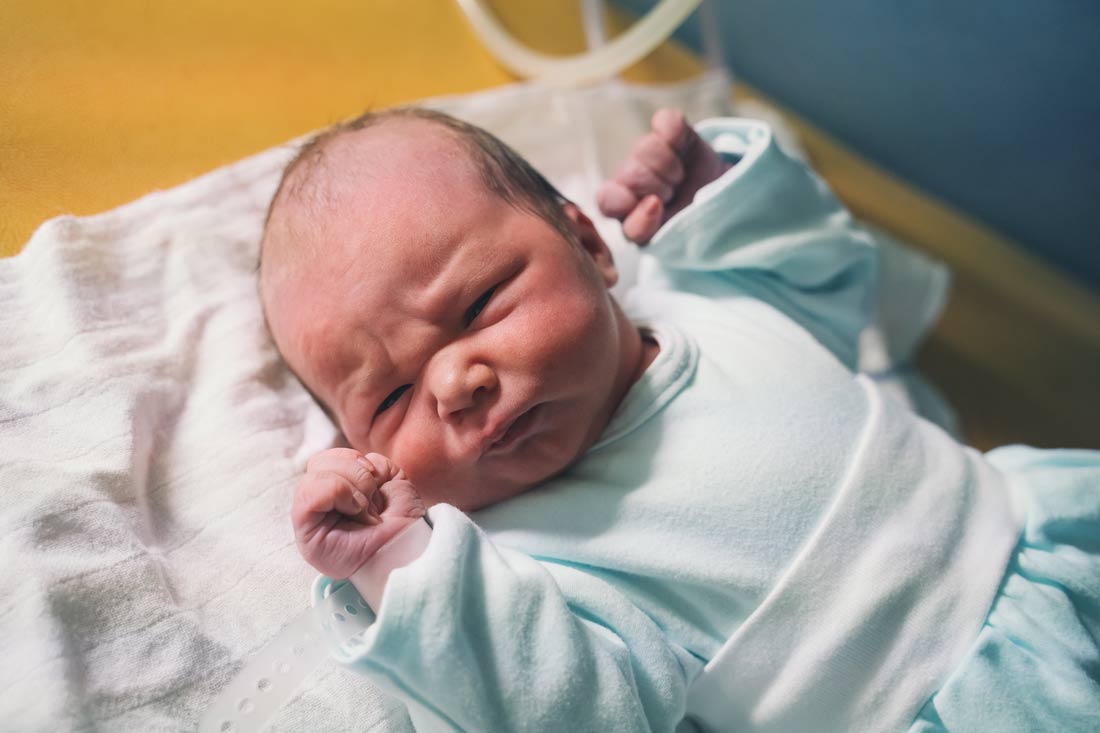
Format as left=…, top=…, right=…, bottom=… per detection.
left=376, top=384, right=411, bottom=416
left=463, top=285, right=498, bottom=327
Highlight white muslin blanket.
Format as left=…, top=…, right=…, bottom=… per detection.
left=0, top=70, right=948, bottom=730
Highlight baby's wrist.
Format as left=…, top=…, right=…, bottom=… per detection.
left=349, top=517, right=433, bottom=611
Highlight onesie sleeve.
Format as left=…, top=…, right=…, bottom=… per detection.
left=642, top=117, right=879, bottom=370
left=320, top=504, right=700, bottom=733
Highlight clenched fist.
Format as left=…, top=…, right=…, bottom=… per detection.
left=291, top=448, right=426, bottom=579
left=597, top=108, right=731, bottom=245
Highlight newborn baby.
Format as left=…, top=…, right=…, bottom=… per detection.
left=260, top=108, right=717, bottom=567
left=260, top=108, right=1100, bottom=732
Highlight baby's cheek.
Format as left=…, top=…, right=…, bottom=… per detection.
left=342, top=424, right=370, bottom=455
left=545, top=292, right=611, bottom=368
left=391, top=418, right=448, bottom=494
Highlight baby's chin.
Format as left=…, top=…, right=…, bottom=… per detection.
left=398, top=401, right=614, bottom=511
left=417, top=454, right=579, bottom=513
left=417, top=473, right=542, bottom=513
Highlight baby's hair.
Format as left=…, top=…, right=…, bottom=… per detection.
left=258, top=107, right=577, bottom=276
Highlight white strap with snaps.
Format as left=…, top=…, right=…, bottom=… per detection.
left=198, top=578, right=371, bottom=733
left=199, top=519, right=432, bottom=732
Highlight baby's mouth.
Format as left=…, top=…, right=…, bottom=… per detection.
left=486, top=405, right=538, bottom=455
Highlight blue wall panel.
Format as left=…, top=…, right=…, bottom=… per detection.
left=617, top=0, right=1100, bottom=287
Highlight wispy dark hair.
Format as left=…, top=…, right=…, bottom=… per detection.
left=258, top=107, right=575, bottom=274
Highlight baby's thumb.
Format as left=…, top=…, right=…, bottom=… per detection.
left=378, top=479, right=426, bottom=521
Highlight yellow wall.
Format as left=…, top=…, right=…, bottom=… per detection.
left=0, top=0, right=700, bottom=256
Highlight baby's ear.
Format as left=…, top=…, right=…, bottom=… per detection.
left=561, top=203, right=618, bottom=288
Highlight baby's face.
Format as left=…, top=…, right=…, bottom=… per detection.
left=263, top=121, right=641, bottom=510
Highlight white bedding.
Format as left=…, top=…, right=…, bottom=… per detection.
left=0, top=70, right=948, bottom=730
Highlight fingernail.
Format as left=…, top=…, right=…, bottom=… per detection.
left=353, top=490, right=368, bottom=508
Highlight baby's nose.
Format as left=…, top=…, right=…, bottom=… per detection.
left=433, top=361, right=497, bottom=421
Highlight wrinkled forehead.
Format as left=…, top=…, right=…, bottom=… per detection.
left=261, top=119, right=497, bottom=385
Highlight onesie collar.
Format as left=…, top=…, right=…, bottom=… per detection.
left=588, top=320, right=698, bottom=452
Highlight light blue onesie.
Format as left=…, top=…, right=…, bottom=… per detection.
left=313, top=119, right=1100, bottom=732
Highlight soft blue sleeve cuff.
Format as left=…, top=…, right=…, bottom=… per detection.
left=325, top=504, right=695, bottom=733
left=648, top=117, right=869, bottom=272
left=644, top=117, right=880, bottom=369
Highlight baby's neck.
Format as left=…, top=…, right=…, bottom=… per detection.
left=602, top=306, right=660, bottom=435
left=634, top=331, right=660, bottom=383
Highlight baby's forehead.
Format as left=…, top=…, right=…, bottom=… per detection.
left=297, top=122, right=482, bottom=226
left=271, top=121, right=477, bottom=259
left=293, top=145, right=504, bottom=279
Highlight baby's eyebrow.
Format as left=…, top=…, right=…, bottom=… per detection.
left=417, top=284, right=468, bottom=327
left=331, top=333, right=390, bottom=409
left=416, top=252, right=478, bottom=323
left=334, top=363, right=382, bottom=431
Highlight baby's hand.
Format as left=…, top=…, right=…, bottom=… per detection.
left=291, top=448, right=426, bottom=579
left=597, top=108, right=730, bottom=245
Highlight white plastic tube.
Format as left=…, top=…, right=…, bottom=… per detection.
left=454, top=0, right=704, bottom=87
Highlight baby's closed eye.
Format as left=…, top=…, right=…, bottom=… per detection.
left=464, top=284, right=498, bottom=326
left=376, top=384, right=412, bottom=416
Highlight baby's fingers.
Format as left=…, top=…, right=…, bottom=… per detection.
left=622, top=194, right=665, bottom=245
left=614, top=157, right=675, bottom=204
left=306, top=450, right=382, bottom=499
left=292, top=470, right=370, bottom=533
left=377, top=478, right=427, bottom=521
left=360, top=452, right=404, bottom=483
left=651, top=108, right=693, bottom=156
left=597, top=179, right=639, bottom=220
left=630, top=133, right=685, bottom=187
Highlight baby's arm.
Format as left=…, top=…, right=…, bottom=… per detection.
left=339, top=504, right=698, bottom=732
left=603, top=111, right=880, bottom=370
left=293, top=452, right=696, bottom=731
left=597, top=108, right=730, bottom=244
